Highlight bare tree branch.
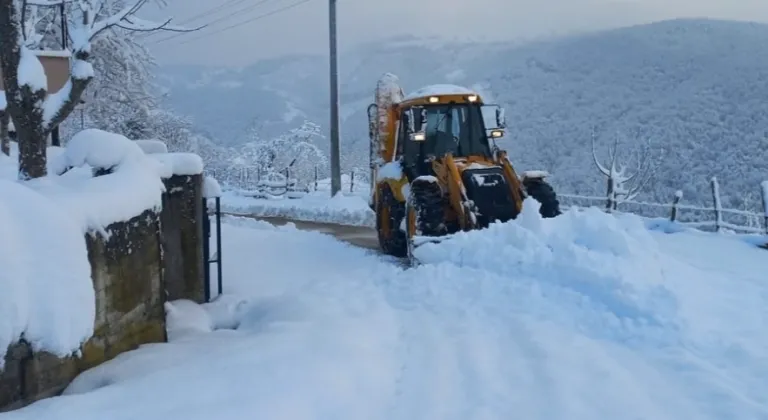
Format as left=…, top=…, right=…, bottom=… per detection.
left=590, top=129, right=611, bottom=177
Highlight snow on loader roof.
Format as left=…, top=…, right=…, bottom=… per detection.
left=401, top=84, right=482, bottom=102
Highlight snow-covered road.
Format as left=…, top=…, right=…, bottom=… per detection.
left=4, top=201, right=768, bottom=420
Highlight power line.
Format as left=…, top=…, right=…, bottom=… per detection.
left=160, top=0, right=314, bottom=47
left=175, top=0, right=251, bottom=25
left=139, top=0, right=250, bottom=39
left=151, top=0, right=283, bottom=45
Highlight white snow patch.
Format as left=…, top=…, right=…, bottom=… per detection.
left=675, top=190, right=684, bottom=199
left=202, top=294, right=250, bottom=330
left=377, top=161, right=402, bottom=181
left=134, top=139, right=168, bottom=155
left=17, top=47, right=47, bottom=92
left=222, top=188, right=374, bottom=227
left=151, top=152, right=204, bottom=176
left=522, top=170, right=549, bottom=179
left=55, top=129, right=146, bottom=172
left=71, top=58, right=94, bottom=79
left=0, top=90, right=6, bottom=111
left=203, top=175, right=222, bottom=198
left=0, top=180, right=94, bottom=366
left=403, top=84, right=477, bottom=101
left=164, top=299, right=213, bottom=342
left=414, top=175, right=438, bottom=183
left=25, top=130, right=167, bottom=231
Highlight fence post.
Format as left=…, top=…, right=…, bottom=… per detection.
left=314, top=166, right=318, bottom=191
left=761, top=181, right=768, bottom=234
left=350, top=170, right=355, bottom=193
left=285, top=168, right=290, bottom=190
left=711, top=177, right=722, bottom=232
left=605, top=177, right=615, bottom=213
left=670, top=190, right=683, bottom=222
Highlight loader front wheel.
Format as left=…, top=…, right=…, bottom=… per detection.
left=523, top=177, right=561, bottom=218
left=408, top=178, right=446, bottom=237
left=376, top=184, right=407, bottom=257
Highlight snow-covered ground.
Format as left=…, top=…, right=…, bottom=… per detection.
left=221, top=174, right=375, bottom=226
left=5, top=199, right=768, bottom=420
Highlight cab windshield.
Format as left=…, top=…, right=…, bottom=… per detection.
left=411, top=104, right=491, bottom=159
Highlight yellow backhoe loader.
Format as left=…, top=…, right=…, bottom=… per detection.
left=367, top=73, right=560, bottom=262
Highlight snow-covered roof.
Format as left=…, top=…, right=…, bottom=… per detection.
left=402, top=84, right=479, bottom=101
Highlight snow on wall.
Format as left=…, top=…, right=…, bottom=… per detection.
left=54, top=129, right=146, bottom=172
left=151, top=153, right=204, bottom=177
left=203, top=176, right=222, bottom=198
left=40, top=129, right=166, bottom=232
left=0, top=180, right=94, bottom=366
left=0, top=129, right=212, bottom=369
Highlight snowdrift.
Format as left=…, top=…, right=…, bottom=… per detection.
left=7, top=200, right=768, bottom=419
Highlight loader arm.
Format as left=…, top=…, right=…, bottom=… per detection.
left=497, top=150, right=525, bottom=215
left=438, top=154, right=475, bottom=231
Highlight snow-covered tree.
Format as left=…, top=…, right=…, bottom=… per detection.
left=590, top=130, right=656, bottom=211
left=0, top=0, right=189, bottom=179
left=235, top=120, right=329, bottom=189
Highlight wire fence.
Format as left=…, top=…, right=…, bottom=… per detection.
left=559, top=176, right=768, bottom=234
left=211, top=164, right=768, bottom=235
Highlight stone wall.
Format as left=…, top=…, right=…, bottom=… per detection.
left=161, top=174, right=205, bottom=303
left=0, top=174, right=206, bottom=412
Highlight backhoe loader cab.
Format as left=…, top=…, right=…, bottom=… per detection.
left=367, top=75, right=560, bottom=259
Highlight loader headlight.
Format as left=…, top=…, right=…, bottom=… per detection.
left=490, top=129, right=504, bottom=138
left=428, top=96, right=439, bottom=103
left=467, top=95, right=478, bottom=102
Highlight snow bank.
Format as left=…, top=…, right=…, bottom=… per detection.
left=221, top=189, right=375, bottom=227
left=164, top=299, right=213, bottom=342
left=413, top=198, right=675, bottom=341
left=0, top=180, right=94, bottom=366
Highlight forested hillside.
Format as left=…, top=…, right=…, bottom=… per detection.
left=158, top=18, right=768, bottom=210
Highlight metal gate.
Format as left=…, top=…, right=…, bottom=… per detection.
left=202, top=196, right=222, bottom=302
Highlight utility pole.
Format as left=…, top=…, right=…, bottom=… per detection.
left=328, top=0, right=341, bottom=196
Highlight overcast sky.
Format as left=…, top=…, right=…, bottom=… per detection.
left=141, top=0, right=768, bottom=67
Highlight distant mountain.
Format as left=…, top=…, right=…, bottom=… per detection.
left=158, top=19, right=768, bottom=211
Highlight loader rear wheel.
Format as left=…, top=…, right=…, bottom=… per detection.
left=523, top=178, right=561, bottom=218
left=376, top=185, right=407, bottom=257
left=408, top=178, right=446, bottom=237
